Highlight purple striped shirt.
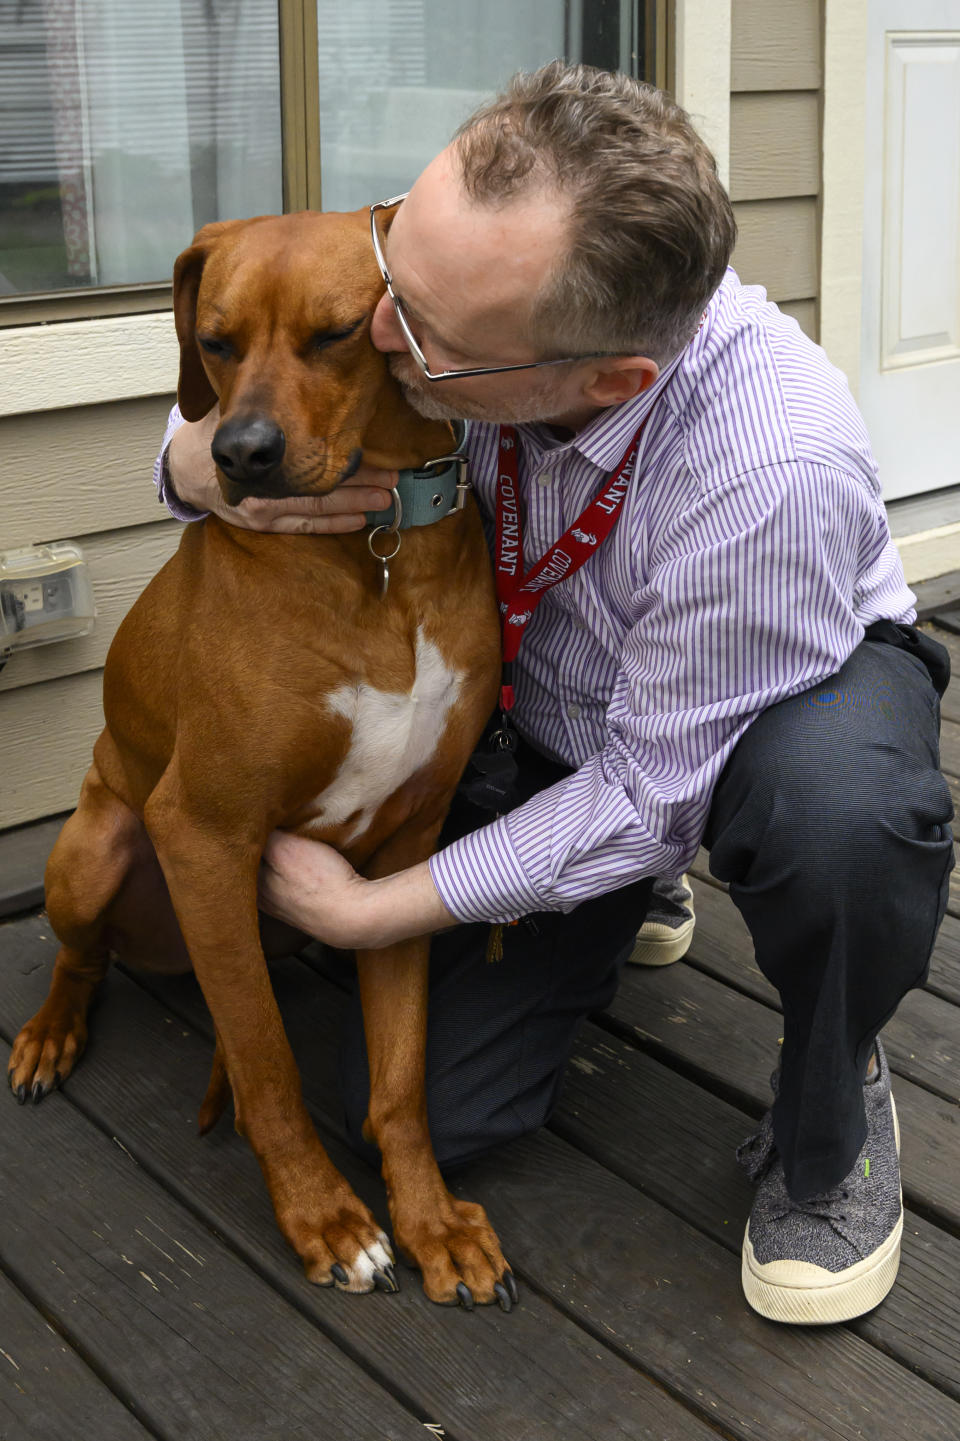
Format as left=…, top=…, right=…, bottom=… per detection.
left=155, top=268, right=915, bottom=923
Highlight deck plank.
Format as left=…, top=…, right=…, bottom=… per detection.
left=0, top=917, right=721, bottom=1441
left=555, top=1021, right=960, bottom=1402
left=118, top=952, right=960, bottom=1441
left=49, top=936, right=960, bottom=1441
left=0, top=1044, right=430, bottom=1441
left=0, top=1270, right=152, bottom=1441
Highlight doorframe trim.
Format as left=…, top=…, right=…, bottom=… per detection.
left=671, top=0, right=731, bottom=189
left=820, top=0, right=869, bottom=399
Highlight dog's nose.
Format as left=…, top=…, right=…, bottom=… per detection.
left=212, top=416, right=286, bottom=486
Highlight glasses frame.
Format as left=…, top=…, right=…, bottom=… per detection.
left=369, top=193, right=617, bottom=382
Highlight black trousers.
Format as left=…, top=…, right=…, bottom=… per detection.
left=338, top=623, right=955, bottom=1201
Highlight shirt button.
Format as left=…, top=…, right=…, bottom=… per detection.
left=566, top=702, right=582, bottom=719
left=538, top=470, right=552, bottom=486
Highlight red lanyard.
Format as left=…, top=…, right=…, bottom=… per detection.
left=493, top=416, right=651, bottom=712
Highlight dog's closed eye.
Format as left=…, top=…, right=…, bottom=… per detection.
left=198, top=335, right=233, bottom=359
left=310, top=317, right=365, bottom=353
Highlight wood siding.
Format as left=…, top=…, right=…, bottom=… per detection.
left=1, top=395, right=180, bottom=828
left=729, top=0, right=822, bottom=337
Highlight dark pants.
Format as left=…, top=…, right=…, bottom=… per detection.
left=338, top=623, right=955, bottom=1201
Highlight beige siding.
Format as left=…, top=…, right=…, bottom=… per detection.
left=0, top=670, right=105, bottom=829
left=729, top=93, right=820, bottom=201
left=731, top=0, right=822, bottom=92
left=1, top=397, right=181, bottom=830
left=732, top=198, right=819, bottom=304
left=2, top=396, right=177, bottom=548
left=729, top=0, right=822, bottom=341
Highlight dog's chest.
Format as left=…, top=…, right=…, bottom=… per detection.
left=305, top=628, right=462, bottom=845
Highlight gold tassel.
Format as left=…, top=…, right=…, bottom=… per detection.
left=485, top=923, right=505, bottom=963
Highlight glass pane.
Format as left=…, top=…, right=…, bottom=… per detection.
left=316, top=0, right=641, bottom=211
left=0, top=0, right=282, bottom=296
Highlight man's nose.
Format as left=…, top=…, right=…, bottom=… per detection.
left=371, top=293, right=408, bottom=354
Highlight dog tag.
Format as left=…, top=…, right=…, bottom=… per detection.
left=368, top=525, right=402, bottom=602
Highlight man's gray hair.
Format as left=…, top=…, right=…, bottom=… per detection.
left=454, top=62, right=737, bottom=367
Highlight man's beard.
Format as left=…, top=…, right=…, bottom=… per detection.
left=388, top=354, right=570, bottom=424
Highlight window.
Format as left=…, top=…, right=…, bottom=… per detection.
left=0, top=0, right=282, bottom=307
left=316, top=0, right=653, bottom=210
left=0, top=0, right=659, bottom=318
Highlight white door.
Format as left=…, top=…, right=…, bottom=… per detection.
left=859, top=0, right=960, bottom=500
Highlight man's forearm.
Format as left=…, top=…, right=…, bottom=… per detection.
left=360, top=859, right=459, bottom=947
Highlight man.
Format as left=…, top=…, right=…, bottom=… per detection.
left=155, top=63, right=954, bottom=1324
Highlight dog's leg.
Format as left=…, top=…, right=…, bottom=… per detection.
left=355, top=819, right=515, bottom=1310
left=8, top=761, right=139, bottom=1102
left=145, top=778, right=396, bottom=1293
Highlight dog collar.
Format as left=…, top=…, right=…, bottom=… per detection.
left=363, top=421, right=469, bottom=531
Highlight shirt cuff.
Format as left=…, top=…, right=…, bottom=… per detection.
left=428, top=813, right=548, bottom=924
left=153, top=403, right=210, bottom=523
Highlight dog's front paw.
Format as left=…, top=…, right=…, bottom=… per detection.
left=8, top=1000, right=88, bottom=1105
left=280, top=1182, right=400, bottom=1294
left=392, top=1193, right=517, bottom=1311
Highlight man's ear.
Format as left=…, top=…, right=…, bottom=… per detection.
left=582, top=356, right=660, bottom=409
left=172, top=220, right=243, bottom=421
left=360, top=373, right=456, bottom=469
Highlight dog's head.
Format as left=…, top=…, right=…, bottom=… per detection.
left=172, top=209, right=454, bottom=506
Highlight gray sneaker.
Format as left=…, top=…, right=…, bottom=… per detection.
left=628, top=875, right=695, bottom=966
left=737, top=1038, right=903, bottom=1324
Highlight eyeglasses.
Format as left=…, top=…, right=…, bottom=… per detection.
left=369, top=193, right=616, bottom=382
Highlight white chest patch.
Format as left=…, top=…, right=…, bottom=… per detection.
left=308, top=628, right=462, bottom=844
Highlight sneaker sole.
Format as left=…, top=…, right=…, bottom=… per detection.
left=627, top=916, right=695, bottom=967
left=741, top=1094, right=903, bottom=1325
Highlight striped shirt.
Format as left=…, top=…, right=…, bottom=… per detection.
left=155, top=268, right=916, bottom=924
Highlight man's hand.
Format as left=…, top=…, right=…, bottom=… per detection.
left=166, top=407, right=395, bottom=534
left=258, top=830, right=458, bottom=948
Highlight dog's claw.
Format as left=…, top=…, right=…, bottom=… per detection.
left=373, top=1267, right=399, bottom=1294
left=382, top=1262, right=400, bottom=1291
left=330, top=1262, right=349, bottom=1285
left=53, top=1070, right=62, bottom=1090
left=493, top=1281, right=512, bottom=1313
left=456, top=1281, right=474, bottom=1311
left=502, top=1269, right=519, bottom=1304
left=15, top=1083, right=27, bottom=1106
left=31, top=1081, right=44, bottom=1104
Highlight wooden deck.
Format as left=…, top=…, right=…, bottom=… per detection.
left=2, top=618, right=959, bottom=1441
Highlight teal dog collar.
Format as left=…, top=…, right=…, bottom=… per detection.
left=363, top=450, right=470, bottom=531
left=365, top=425, right=471, bottom=598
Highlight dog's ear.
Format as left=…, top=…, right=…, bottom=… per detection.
left=172, top=221, right=242, bottom=421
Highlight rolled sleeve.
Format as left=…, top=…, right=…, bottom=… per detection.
left=429, top=812, right=545, bottom=923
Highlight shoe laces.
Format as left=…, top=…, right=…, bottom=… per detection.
left=736, top=1105, right=855, bottom=1228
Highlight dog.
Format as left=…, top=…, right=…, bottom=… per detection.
left=8, top=207, right=515, bottom=1309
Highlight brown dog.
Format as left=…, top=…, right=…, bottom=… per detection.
left=8, top=208, right=514, bottom=1308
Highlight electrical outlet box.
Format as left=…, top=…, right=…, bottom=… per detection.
left=0, top=543, right=96, bottom=656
